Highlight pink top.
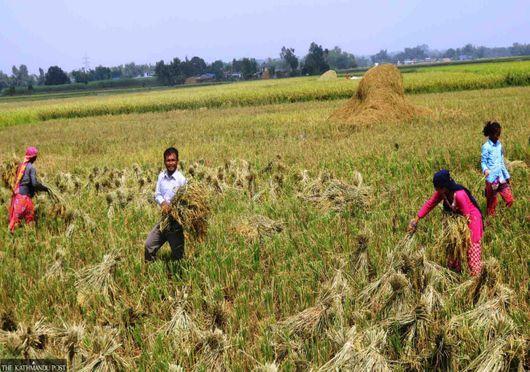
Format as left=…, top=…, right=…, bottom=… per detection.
left=417, top=190, right=481, bottom=222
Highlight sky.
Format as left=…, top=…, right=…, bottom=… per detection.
left=0, top=0, right=529, bottom=73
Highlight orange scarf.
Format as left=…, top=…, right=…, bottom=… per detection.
left=12, top=156, right=32, bottom=194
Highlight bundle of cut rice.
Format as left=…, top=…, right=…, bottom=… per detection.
left=436, top=215, right=471, bottom=272
left=233, top=214, right=284, bottom=241
left=75, top=251, right=121, bottom=305
left=194, top=328, right=228, bottom=371
left=276, top=270, right=348, bottom=339
left=160, top=182, right=210, bottom=241
left=319, top=326, right=391, bottom=371
left=51, top=322, right=85, bottom=370
left=456, top=258, right=513, bottom=306
left=297, top=170, right=371, bottom=213
left=0, top=157, right=18, bottom=190
left=0, top=319, right=54, bottom=359
left=78, top=327, right=129, bottom=371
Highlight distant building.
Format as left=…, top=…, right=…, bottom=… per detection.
left=459, top=55, right=472, bottom=61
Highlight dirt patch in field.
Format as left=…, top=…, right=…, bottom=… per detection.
left=319, top=70, right=338, bottom=81
left=329, top=64, right=427, bottom=125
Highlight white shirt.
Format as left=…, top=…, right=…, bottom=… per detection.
left=154, top=170, right=187, bottom=205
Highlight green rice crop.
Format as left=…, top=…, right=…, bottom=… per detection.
left=0, top=60, right=529, bottom=129
left=0, top=83, right=528, bottom=369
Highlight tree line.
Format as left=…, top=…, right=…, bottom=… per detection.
left=370, top=42, right=530, bottom=64
left=1, top=42, right=529, bottom=90
left=0, top=63, right=154, bottom=91
left=154, top=42, right=355, bottom=86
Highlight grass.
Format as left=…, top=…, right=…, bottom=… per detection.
left=0, top=60, right=529, bottom=129
left=0, top=84, right=528, bottom=369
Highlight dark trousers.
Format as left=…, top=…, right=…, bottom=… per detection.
left=144, top=222, right=185, bottom=261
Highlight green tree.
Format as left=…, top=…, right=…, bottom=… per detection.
left=356, top=56, right=371, bottom=67
left=280, top=47, right=299, bottom=73
left=11, top=64, right=31, bottom=87
left=326, top=46, right=356, bottom=70
left=0, top=70, right=10, bottom=89
left=37, top=68, right=46, bottom=85
left=510, top=43, right=530, bottom=56
left=443, top=48, right=456, bottom=59
left=181, top=57, right=207, bottom=77
left=209, top=60, right=225, bottom=80
left=302, top=42, right=329, bottom=75
left=110, top=67, right=122, bottom=79
left=155, top=58, right=184, bottom=85
left=371, top=49, right=390, bottom=64
left=92, top=66, right=112, bottom=81
left=71, top=69, right=89, bottom=84
left=394, top=45, right=428, bottom=62
left=45, top=66, right=70, bottom=85
left=240, top=58, right=258, bottom=79
left=155, top=60, right=171, bottom=85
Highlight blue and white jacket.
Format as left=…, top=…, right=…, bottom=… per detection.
left=481, top=139, right=510, bottom=183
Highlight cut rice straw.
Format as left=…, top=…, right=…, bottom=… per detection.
left=160, top=182, right=210, bottom=241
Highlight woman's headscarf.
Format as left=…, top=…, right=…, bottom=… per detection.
left=24, top=146, right=38, bottom=162
left=432, top=169, right=482, bottom=215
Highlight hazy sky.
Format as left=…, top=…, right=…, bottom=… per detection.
left=1, top=0, right=529, bottom=73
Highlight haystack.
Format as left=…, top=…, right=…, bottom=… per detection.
left=319, top=70, right=338, bottom=81
left=262, top=68, right=271, bottom=80
left=329, top=64, right=426, bottom=125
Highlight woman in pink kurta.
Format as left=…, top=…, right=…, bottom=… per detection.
left=408, top=169, right=483, bottom=276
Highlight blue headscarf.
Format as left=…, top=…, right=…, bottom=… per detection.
left=432, top=169, right=482, bottom=215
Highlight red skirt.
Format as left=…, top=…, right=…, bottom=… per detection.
left=8, top=194, right=35, bottom=232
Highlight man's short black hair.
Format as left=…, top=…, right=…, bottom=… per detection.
left=163, top=147, right=179, bottom=160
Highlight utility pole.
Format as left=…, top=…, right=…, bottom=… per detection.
left=82, top=53, right=90, bottom=71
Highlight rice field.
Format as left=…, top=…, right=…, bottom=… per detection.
left=0, top=67, right=529, bottom=369
left=0, top=60, right=529, bottom=129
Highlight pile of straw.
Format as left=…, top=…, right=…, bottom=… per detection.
left=319, top=326, right=391, bottom=371
left=0, top=158, right=18, bottom=190
left=456, top=258, right=514, bottom=306
left=276, top=270, right=348, bottom=339
left=313, top=236, right=528, bottom=370
left=160, top=301, right=195, bottom=339
left=75, top=251, right=121, bottom=305
left=54, top=172, right=82, bottom=193
left=0, top=319, right=54, bottom=359
left=160, top=182, right=211, bottom=241
left=78, top=327, right=129, bottom=371
left=194, top=328, right=229, bottom=371
left=233, top=214, right=284, bottom=242
left=297, top=170, right=371, bottom=213
left=44, top=247, right=67, bottom=280
left=188, top=159, right=256, bottom=196
left=51, top=322, right=85, bottom=370
left=329, top=64, right=427, bottom=125
left=318, top=70, right=338, bottom=81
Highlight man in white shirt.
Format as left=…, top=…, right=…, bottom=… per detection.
left=145, top=147, right=187, bottom=261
